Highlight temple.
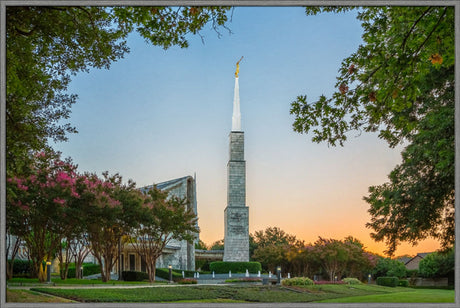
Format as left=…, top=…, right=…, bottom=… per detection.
left=223, top=58, right=250, bottom=262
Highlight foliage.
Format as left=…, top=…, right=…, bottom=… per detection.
left=281, top=277, right=315, bottom=286
left=155, top=268, right=182, bottom=281
left=6, top=150, right=88, bottom=281
left=9, top=259, right=33, bottom=277
left=372, top=257, right=407, bottom=279
left=6, top=6, right=232, bottom=179
left=418, top=248, right=455, bottom=278
left=65, top=264, right=101, bottom=279
left=343, top=278, right=362, bottom=285
left=251, top=227, right=302, bottom=273
left=376, top=276, right=399, bottom=287
left=209, top=261, right=262, bottom=274
left=398, top=279, right=409, bottom=287
left=195, top=239, right=208, bottom=250
left=210, top=239, right=224, bottom=250
left=121, top=271, right=149, bottom=281
left=291, top=6, right=455, bottom=256
left=225, top=278, right=262, bottom=283
left=177, top=278, right=197, bottom=284
left=127, top=186, right=198, bottom=282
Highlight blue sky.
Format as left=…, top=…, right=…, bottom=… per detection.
left=53, top=6, right=439, bottom=256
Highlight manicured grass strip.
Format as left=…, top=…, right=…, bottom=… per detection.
left=316, top=289, right=455, bottom=303
left=31, top=285, right=326, bottom=303
left=7, top=289, right=76, bottom=303
left=8, top=277, right=160, bottom=285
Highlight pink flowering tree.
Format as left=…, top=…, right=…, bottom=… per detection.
left=82, top=172, right=143, bottom=282
left=6, top=150, right=85, bottom=282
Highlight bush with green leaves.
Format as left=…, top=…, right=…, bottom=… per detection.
left=281, top=277, right=314, bottom=286
left=177, top=278, right=197, bottom=284
left=9, top=259, right=33, bottom=277
left=372, top=258, right=407, bottom=279
left=398, top=279, right=409, bottom=287
left=376, top=276, right=399, bottom=287
left=121, top=271, right=149, bottom=281
left=66, top=263, right=101, bottom=278
left=209, top=261, right=262, bottom=274
left=418, top=249, right=454, bottom=278
left=156, top=268, right=182, bottom=281
left=343, top=277, right=361, bottom=285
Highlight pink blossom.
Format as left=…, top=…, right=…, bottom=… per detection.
left=53, top=198, right=66, bottom=206
left=17, top=183, right=28, bottom=191
left=29, top=175, right=37, bottom=182
left=71, top=190, right=80, bottom=198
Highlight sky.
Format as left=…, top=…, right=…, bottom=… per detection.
left=52, top=6, right=441, bottom=257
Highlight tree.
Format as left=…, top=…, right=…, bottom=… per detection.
left=210, top=239, right=225, bottom=250
left=290, top=6, right=455, bottom=256
left=195, top=239, right=208, bottom=250
left=6, top=150, right=86, bottom=281
left=418, top=248, right=455, bottom=278
left=83, top=172, right=141, bottom=282
left=128, top=186, right=198, bottom=282
left=6, top=6, right=232, bottom=178
left=372, top=257, right=407, bottom=279
left=251, top=227, right=300, bottom=273
left=311, top=237, right=350, bottom=281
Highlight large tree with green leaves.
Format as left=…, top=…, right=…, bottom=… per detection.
left=128, top=186, right=198, bottom=282
left=6, top=6, right=231, bottom=177
left=290, top=6, right=455, bottom=256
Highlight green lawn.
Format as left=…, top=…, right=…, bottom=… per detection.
left=7, top=277, right=161, bottom=286
left=316, top=288, right=455, bottom=303
left=26, top=284, right=455, bottom=303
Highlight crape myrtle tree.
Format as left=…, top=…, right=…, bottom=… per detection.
left=6, top=150, right=88, bottom=282
left=83, top=172, right=143, bottom=282
left=128, top=187, right=198, bottom=282
left=291, top=6, right=455, bottom=256
left=6, top=5, right=232, bottom=178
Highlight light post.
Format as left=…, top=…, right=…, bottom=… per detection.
left=80, top=266, right=84, bottom=279
left=368, top=274, right=372, bottom=284
left=276, top=266, right=281, bottom=285
left=168, top=265, right=172, bottom=283
left=46, top=261, right=52, bottom=283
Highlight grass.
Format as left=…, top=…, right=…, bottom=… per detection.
left=25, top=284, right=455, bottom=303
left=6, top=289, right=77, bottom=303
left=316, top=288, right=455, bottom=303
left=7, top=277, right=162, bottom=286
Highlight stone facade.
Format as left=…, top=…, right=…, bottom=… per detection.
left=224, top=131, right=250, bottom=262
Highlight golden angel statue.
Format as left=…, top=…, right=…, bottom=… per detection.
left=235, top=56, right=244, bottom=78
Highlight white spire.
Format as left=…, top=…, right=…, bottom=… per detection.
left=232, top=76, right=241, bottom=131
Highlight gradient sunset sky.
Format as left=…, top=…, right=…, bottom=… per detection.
left=52, top=6, right=441, bottom=257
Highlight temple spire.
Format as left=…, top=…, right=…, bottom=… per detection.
left=232, top=57, right=243, bottom=131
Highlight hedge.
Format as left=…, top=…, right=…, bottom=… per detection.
left=398, top=279, right=409, bottom=287
left=156, top=268, right=182, bottom=281
left=376, top=276, right=399, bottom=287
left=343, top=277, right=362, bottom=285
left=282, top=277, right=314, bottom=286
left=9, top=260, right=33, bottom=276
left=209, top=261, right=262, bottom=274
left=122, top=271, right=149, bottom=281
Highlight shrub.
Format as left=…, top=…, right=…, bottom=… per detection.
left=65, top=263, right=101, bottom=278
left=398, top=279, right=409, bottom=287
left=156, top=268, right=182, bottom=281
left=122, top=271, right=149, bottom=281
left=314, top=280, right=345, bottom=285
left=209, top=261, right=262, bottom=274
left=373, top=258, right=407, bottom=279
left=343, top=277, right=362, bottom=285
left=177, top=278, right=197, bottom=284
left=10, top=260, right=33, bottom=276
left=281, top=277, right=314, bottom=286
left=226, top=278, right=262, bottom=283
left=376, top=276, right=399, bottom=287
